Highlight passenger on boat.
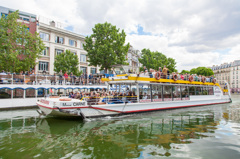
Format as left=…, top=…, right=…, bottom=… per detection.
left=140, top=71, right=144, bottom=77
left=159, top=67, right=162, bottom=73
left=153, top=93, right=158, bottom=99
left=149, top=69, right=153, bottom=78
left=142, top=93, right=148, bottom=99
left=198, top=75, right=202, bottom=82
left=144, top=70, right=149, bottom=76
left=194, top=74, right=198, bottom=81
left=144, top=66, right=148, bottom=72
left=162, top=66, right=168, bottom=79
left=180, top=74, right=184, bottom=80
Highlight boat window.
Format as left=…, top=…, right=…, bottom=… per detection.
left=189, top=86, right=196, bottom=95
left=209, top=87, right=214, bottom=95
left=163, top=85, right=172, bottom=101
left=152, top=85, right=162, bottom=102
left=37, top=88, right=45, bottom=97
left=0, top=88, right=11, bottom=99
left=173, top=86, right=181, bottom=101
left=181, top=86, right=189, bottom=100
left=196, top=87, right=202, bottom=95
left=139, top=84, right=151, bottom=103
left=26, top=88, right=35, bottom=98
left=13, top=88, right=24, bottom=98
left=202, top=87, right=209, bottom=95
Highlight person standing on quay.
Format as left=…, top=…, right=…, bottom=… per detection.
left=64, top=71, right=68, bottom=84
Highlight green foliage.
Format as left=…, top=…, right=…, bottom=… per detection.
left=190, top=67, right=214, bottom=76
left=139, top=48, right=177, bottom=73
left=0, top=10, right=45, bottom=73
left=84, top=22, right=130, bottom=73
left=180, top=70, right=190, bottom=74
left=54, top=50, right=80, bottom=75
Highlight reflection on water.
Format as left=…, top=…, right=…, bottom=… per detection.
left=0, top=95, right=240, bottom=159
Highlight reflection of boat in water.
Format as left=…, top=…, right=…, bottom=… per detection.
left=37, top=65, right=232, bottom=119
left=34, top=108, right=223, bottom=158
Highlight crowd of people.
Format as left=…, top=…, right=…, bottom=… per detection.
left=139, top=66, right=216, bottom=83
left=0, top=70, right=102, bottom=85
left=68, top=90, right=138, bottom=105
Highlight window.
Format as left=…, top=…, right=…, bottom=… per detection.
left=69, top=39, right=76, bottom=47
left=55, top=36, right=64, bottom=44
left=181, top=86, right=189, bottom=99
left=80, top=42, right=84, bottom=49
left=163, top=85, right=172, bottom=101
left=189, top=86, right=196, bottom=95
left=1, top=13, right=8, bottom=18
left=173, top=86, right=181, bottom=100
left=80, top=54, right=86, bottom=62
left=40, top=32, right=49, bottom=41
left=80, top=67, right=87, bottom=74
left=39, top=61, right=49, bottom=71
left=209, top=87, right=214, bottom=95
left=196, top=87, right=202, bottom=95
left=41, top=47, right=49, bottom=56
left=151, top=85, right=162, bottom=102
left=55, top=49, right=63, bottom=56
left=139, top=84, right=151, bottom=102
left=31, top=18, right=36, bottom=22
left=91, top=68, right=96, bottom=74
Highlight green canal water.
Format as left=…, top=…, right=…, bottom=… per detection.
left=0, top=95, right=240, bottom=159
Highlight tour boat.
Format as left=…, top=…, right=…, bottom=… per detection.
left=36, top=65, right=232, bottom=119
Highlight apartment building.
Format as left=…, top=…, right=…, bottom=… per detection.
left=36, top=21, right=100, bottom=75
left=0, top=6, right=37, bottom=35
left=211, top=60, right=240, bottom=92
left=127, top=46, right=141, bottom=73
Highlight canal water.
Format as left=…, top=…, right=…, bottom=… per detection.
left=0, top=95, right=240, bottom=159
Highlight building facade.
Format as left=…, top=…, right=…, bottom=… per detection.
left=0, top=6, right=37, bottom=35
left=211, top=60, right=240, bottom=93
left=127, top=46, right=141, bottom=73
left=36, top=21, right=100, bottom=75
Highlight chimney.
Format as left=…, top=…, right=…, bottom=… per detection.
left=50, top=21, right=55, bottom=27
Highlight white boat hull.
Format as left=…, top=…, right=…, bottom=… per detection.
left=37, top=95, right=231, bottom=118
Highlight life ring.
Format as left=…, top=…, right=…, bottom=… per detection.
left=173, top=74, right=178, bottom=81
left=213, top=79, right=216, bottom=84
left=59, top=98, right=72, bottom=101
left=189, top=76, right=193, bottom=82
left=202, top=77, right=206, bottom=83
left=155, top=72, right=161, bottom=80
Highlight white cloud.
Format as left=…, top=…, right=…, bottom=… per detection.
left=1, top=0, right=240, bottom=71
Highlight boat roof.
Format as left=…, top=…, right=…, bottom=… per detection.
left=102, top=75, right=219, bottom=86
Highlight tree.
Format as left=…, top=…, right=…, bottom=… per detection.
left=180, top=70, right=190, bottom=74
left=139, top=48, right=177, bottom=73
left=84, top=22, right=130, bottom=73
left=0, top=10, right=45, bottom=73
left=190, top=67, right=214, bottom=76
left=54, top=50, right=80, bottom=75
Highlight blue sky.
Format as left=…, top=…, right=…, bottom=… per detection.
left=2, top=0, right=240, bottom=71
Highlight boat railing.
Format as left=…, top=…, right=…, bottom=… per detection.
left=80, top=96, right=138, bottom=105
left=0, top=74, right=105, bottom=86
left=138, top=73, right=215, bottom=83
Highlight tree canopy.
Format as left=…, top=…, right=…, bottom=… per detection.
left=54, top=50, right=80, bottom=75
left=190, top=67, right=214, bottom=76
left=83, top=22, right=130, bottom=73
left=139, top=48, right=177, bottom=73
left=180, top=70, right=190, bottom=74
left=0, top=10, right=45, bottom=73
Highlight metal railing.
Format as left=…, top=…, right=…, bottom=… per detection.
left=80, top=96, right=138, bottom=105
left=0, top=74, right=105, bottom=86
